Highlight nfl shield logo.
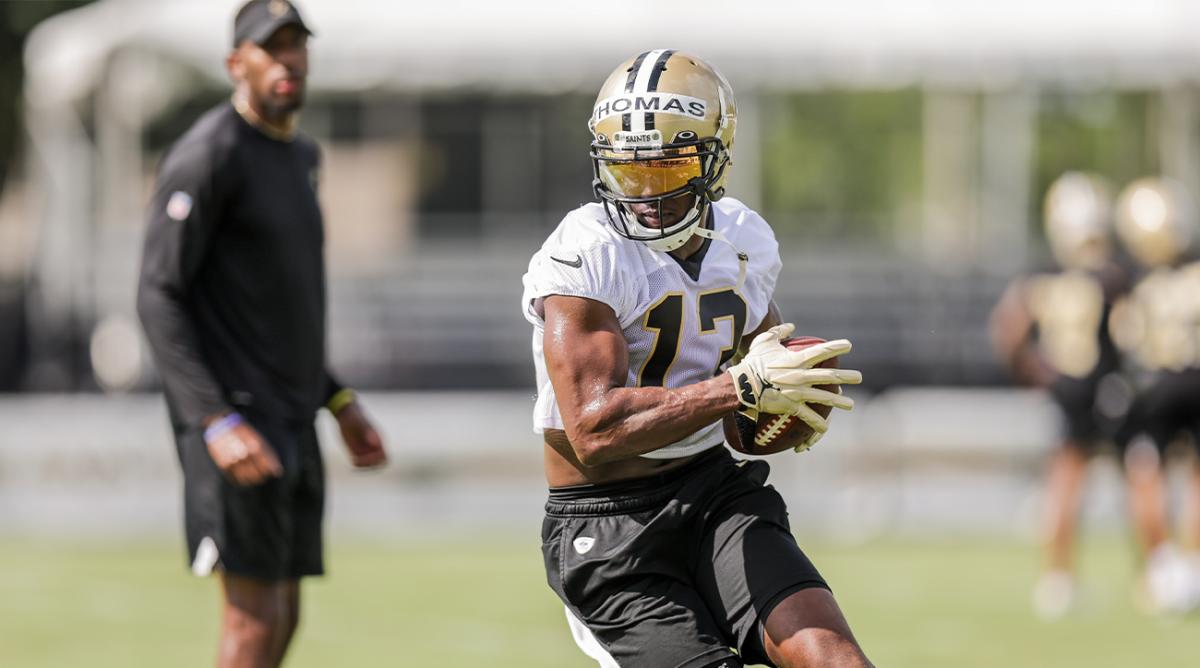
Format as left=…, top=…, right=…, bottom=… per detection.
left=166, top=191, right=193, bottom=221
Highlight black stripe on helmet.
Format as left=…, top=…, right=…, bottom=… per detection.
left=624, top=51, right=650, bottom=92
left=622, top=51, right=650, bottom=132
left=642, top=50, right=675, bottom=130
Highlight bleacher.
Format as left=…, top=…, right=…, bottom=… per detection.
left=322, top=239, right=1014, bottom=391
left=48, top=222, right=1019, bottom=393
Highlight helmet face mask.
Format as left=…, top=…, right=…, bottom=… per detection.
left=591, top=137, right=729, bottom=250
left=588, top=50, right=736, bottom=252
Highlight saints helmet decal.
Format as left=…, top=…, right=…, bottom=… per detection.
left=589, top=50, right=736, bottom=252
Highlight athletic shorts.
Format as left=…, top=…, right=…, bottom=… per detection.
left=1115, top=369, right=1200, bottom=455
left=173, top=410, right=325, bottom=580
left=1048, top=374, right=1111, bottom=449
left=541, top=447, right=828, bottom=668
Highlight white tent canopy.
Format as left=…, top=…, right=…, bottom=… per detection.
left=25, top=0, right=1200, bottom=111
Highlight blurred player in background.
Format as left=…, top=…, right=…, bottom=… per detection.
left=522, top=50, right=870, bottom=667
left=137, top=1, right=386, bottom=666
left=1109, top=176, right=1200, bottom=614
left=989, top=172, right=1176, bottom=619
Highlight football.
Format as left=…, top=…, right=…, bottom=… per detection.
left=723, top=336, right=840, bottom=455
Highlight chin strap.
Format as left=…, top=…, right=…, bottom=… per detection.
left=623, top=199, right=705, bottom=253
left=692, top=225, right=748, bottom=293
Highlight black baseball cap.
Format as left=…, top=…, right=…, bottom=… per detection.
left=233, top=0, right=313, bottom=47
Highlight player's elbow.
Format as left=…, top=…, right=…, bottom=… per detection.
left=567, top=434, right=605, bottom=466
left=565, top=424, right=620, bottom=467
left=136, top=278, right=183, bottom=331
left=562, top=395, right=630, bottom=465
left=573, top=441, right=610, bottom=467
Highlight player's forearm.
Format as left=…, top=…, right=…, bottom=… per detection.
left=136, top=280, right=231, bottom=426
left=565, top=375, right=739, bottom=465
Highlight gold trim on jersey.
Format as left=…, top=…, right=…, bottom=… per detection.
left=696, top=287, right=748, bottom=376
left=636, top=291, right=686, bottom=387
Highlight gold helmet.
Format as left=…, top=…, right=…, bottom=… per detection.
left=1043, top=172, right=1113, bottom=271
left=1115, top=176, right=1197, bottom=267
left=589, top=50, right=736, bottom=252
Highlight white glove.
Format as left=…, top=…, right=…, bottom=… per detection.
left=726, top=323, right=863, bottom=437
left=794, top=430, right=825, bottom=454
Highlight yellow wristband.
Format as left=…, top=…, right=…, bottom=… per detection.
left=326, top=388, right=356, bottom=415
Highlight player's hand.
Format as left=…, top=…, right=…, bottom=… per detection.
left=335, top=401, right=388, bottom=469
left=726, top=323, right=862, bottom=432
left=795, top=429, right=825, bottom=454
left=204, top=417, right=282, bottom=486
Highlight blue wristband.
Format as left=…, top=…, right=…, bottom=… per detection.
left=203, top=412, right=244, bottom=442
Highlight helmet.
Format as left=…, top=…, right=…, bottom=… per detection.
left=589, top=50, right=736, bottom=252
left=1043, top=172, right=1113, bottom=271
left=1115, top=177, right=1197, bottom=267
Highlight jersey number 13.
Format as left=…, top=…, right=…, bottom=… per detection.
left=638, top=288, right=747, bottom=387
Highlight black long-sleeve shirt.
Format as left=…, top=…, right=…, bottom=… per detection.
left=138, top=102, right=339, bottom=429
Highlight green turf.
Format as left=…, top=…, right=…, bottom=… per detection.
left=0, top=536, right=1193, bottom=667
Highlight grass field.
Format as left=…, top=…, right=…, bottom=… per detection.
left=0, top=535, right=1194, bottom=667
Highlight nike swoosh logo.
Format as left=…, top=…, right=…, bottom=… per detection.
left=551, top=254, right=583, bottom=268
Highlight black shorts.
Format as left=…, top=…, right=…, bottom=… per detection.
left=1048, top=374, right=1119, bottom=449
left=1115, top=369, right=1200, bottom=455
left=173, top=411, right=325, bottom=580
left=541, top=447, right=828, bottom=668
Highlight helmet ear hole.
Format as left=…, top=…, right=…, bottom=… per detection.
left=673, top=130, right=698, bottom=142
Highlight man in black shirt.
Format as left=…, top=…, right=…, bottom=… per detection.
left=137, top=2, right=386, bottom=665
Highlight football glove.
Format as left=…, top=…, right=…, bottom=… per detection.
left=726, top=323, right=862, bottom=435
left=794, top=427, right=826, bottom=454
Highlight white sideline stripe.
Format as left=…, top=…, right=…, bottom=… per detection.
left=191, top=536, right=219, bottom=576
left=565, top=606, right=620, bottom=668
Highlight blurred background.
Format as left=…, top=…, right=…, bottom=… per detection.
left=0, top=1, right=1197, bottom=666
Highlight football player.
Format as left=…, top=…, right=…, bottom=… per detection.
left=521, top=51, right=871, bottom=668
left=988, top=172, right=1174, bottom=619
left=1109, top=176, right=1200, bottom=614
left=137, top=2, right=386, bottom=666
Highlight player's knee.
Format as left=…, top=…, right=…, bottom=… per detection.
left=226, top=604, right=281, bottom=640
left=220, top=610, right=278, bottom=664
left=224, top=593, right=289, bottom=643
left=774, top=627, right=871, bottom=668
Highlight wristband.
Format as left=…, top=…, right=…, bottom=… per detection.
left=326, top=388, right=356, bottom=416
left=203, top=412, right=244, bottom=442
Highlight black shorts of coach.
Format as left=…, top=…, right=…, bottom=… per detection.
left=541, top=446, right=829, bottom=668
left=174, top=410, right=325, bottom=580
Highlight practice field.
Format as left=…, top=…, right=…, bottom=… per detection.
left=0, top=535, right=1192, bottom=667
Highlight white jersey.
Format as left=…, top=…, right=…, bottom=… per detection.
left=521, top=198, right=782, bottom=459
left=1122, top=261, right=1200, bottom=372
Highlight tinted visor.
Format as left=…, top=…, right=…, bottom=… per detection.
left=595, top=147, right=702, bottom=199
